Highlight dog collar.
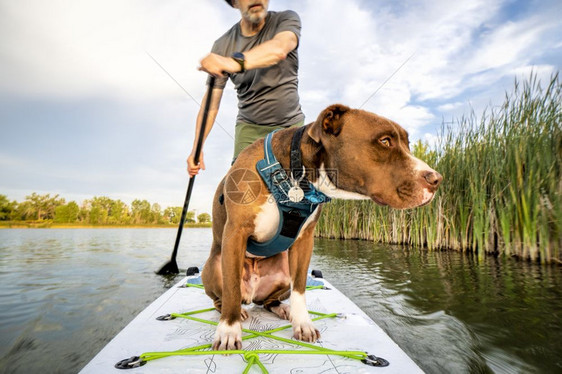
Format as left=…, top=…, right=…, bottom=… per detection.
left=261, top=128, right=331, bottom=207
left=290, top=126, right=307, bottom=191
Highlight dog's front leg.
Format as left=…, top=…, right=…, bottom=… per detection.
left=212, top=222, right=248, bottom=350
left=288, top=229, right=320, bottom=342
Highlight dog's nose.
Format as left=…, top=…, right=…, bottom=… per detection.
left=423, top=171, right=443, bottom=188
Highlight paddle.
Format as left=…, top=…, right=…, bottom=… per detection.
left=156, top=75, right=216, bottom=275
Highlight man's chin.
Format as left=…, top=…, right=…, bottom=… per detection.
left=248, top=14, right=266, bottom=24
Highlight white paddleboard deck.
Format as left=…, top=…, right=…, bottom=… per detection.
left=81, top=272, right=422, bottom=373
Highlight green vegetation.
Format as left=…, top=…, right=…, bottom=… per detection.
left=197, top=212, right=211, bottom=223
left=0, top=193, right=211, bottom=228
left=317, top=74, right=561, bottom=263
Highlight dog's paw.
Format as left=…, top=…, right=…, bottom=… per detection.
left=270, top=303, right=291, bottom=320
left=292, top=321, right=320, bottom=342
left=289, top=291, right=319, bottom=342
left=241, top=308, right=249, bottom=321
left=212, top=320, right=242, bottom=351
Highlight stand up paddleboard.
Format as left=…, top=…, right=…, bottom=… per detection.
left=80, top=269, right=423, bottom=373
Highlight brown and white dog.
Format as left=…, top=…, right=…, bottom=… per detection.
left=202, top=104, right=442, bottom=350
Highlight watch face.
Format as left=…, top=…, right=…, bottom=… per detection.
left=231, top=52, right=245, bottom=72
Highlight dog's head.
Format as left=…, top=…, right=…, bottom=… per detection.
left=307, top=104, right=442, bottom=209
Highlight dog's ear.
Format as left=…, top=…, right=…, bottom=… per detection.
left=307, top=104, right=350, bottom=143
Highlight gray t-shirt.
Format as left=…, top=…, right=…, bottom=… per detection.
left=208, top=10, right=304, bottom=127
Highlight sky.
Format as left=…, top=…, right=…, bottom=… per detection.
left=1, top=0, right=561, bottom=214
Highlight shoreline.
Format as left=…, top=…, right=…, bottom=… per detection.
left=0, top=221, right=212, bottom=229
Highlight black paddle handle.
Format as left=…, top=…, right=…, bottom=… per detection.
left=193, top=76, right=216, bottom=166
left=169, top=76, right=216, bottom=264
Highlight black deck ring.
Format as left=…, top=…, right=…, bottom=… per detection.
left=156, top=314, right=175, bottom=321
left=115, top=356, right=146, bottom=369
left=362, top=354, right=390, bottom=367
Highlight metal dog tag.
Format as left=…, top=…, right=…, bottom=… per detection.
left=288, top=165, right=306, bottom=202
left=288, top=186, right=304, bottom=202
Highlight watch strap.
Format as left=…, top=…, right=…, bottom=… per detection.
left=231, top=52, right=245, bottom=72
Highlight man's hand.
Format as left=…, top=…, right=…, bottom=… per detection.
left=187, top=151, right=205, bottom=177
left=198, top=53, right=241, bottom=77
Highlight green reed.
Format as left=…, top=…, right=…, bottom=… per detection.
left=317, top=73, right=562, bottom=263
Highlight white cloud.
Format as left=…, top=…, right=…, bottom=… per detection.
left=0, top=0, right=235, bottom=101
left=437, top=102, right=464, bottom=112
left=295, top=0, right=509, bottom=131
left=423, top=133, right=441, bottom=148
left=510, top=64, right=557, bottom=85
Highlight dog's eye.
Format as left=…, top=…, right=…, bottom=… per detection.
left=379, top=137, right=392, bottom=147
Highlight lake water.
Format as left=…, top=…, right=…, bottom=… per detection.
left=0, top=228, right=561, bottom=373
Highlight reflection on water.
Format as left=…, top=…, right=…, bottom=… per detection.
left=0, top=229, right=560, bottom=373
left=0, top=229, right=208, bottom=374
left=310, top=239, right=562, bottom=373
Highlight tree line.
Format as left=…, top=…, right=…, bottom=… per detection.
left=0, top=193, right=211, bottom=225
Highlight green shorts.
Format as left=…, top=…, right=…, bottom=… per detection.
left=233, top=120, right=304, bottom=159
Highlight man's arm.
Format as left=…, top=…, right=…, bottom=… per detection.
left=199, top=31, right=298, bottom=76
left=243, top=31, right=298, bottom=70
left=187, top=87, right=224, bottom=176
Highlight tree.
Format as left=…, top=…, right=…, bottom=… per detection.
left=163, top=209, right=196, bottom=225
left=54, top=201, right=79, bottom=223
left=24, top=193, right=65, bottom=220
left=1, top=194, right=213, bottom=226
left=0, top=195, right=17, bottom=221
left=16, top=200, right=33, bottom=220
left=88, top=196, right=113, bottom=224
left=163, top=207, right=182, bottom=224
left=185, top=210, right=196, bottom=224
left=197, top=212, right=211, bottom=223
left=78, top=201, right=90, bottom=223
left=131, top=199, right=151, bottom=224
left=109, top=200, right=129, bottom=224
left=151, top=203, right=163, bottom=224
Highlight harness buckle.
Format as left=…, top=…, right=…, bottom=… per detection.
left=271, top=169, right=288, bottom=185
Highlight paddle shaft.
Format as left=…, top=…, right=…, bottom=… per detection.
left=159, top=76, right=216, bottom=274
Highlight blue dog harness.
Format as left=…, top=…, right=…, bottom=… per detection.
left=246, top=127, right=331, bottom=257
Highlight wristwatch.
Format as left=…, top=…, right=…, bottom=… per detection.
left=231, top=52, right=246, bottom=72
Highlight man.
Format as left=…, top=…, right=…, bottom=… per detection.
left=187, top=0, right=304, bottom=176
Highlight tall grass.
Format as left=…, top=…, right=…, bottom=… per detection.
left=316, top=73, right=562, bottom=263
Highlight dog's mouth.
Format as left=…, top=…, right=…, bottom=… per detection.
left=418, top=190, right=435, bottom=207
left=370, top=189, right=435, bottom=209
left=370, top=194, right=388, bottom=207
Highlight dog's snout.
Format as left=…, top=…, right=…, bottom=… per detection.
left=423, top=171, right=443, bottom=188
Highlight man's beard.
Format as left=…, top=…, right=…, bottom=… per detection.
left=244, top=6, right=266, bottom=25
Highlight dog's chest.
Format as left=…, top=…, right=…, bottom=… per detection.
left=251, top=196, right=280, bottom=245
left=247, top=197, right=320, bottom=259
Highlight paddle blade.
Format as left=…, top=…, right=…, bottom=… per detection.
left=156, top=259, right=179, bottom=275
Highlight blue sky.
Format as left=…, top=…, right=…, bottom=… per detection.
left=1, top=0, right=560, bottom=214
